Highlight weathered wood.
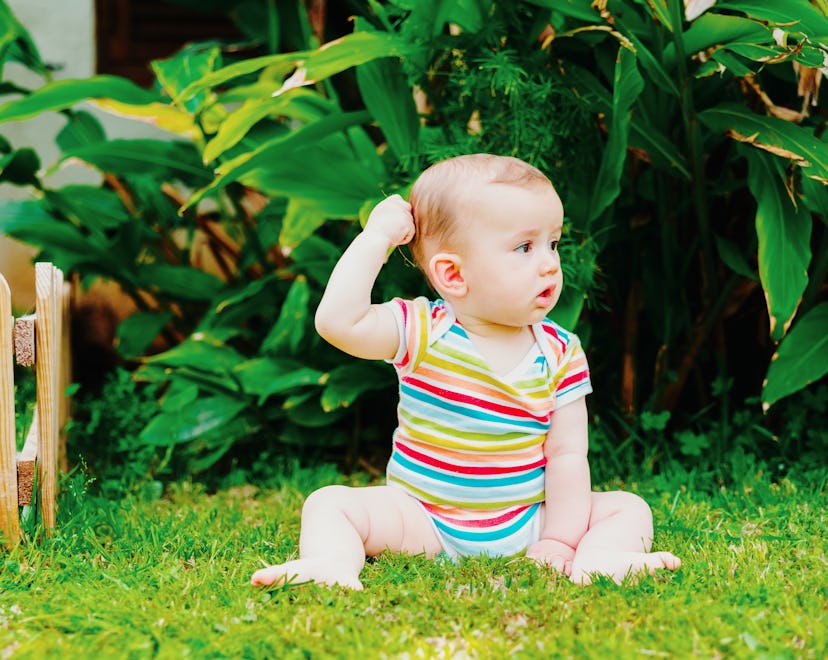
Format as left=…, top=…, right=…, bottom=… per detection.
left=0, top=273, right=21, bottom=547
left=35, top=263, right=61, bottom=535
left=16, top=406, right=38, bottom=507
left=13, top=315, right=35, bottom=367
left=59, top=282, right=72, bottom=473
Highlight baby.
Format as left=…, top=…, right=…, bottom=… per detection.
left=251, top=154, right=681, bottom=589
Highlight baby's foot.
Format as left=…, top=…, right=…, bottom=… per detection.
left=569, top=550, right=681, bottom=586
left=250, top=558, right=364, bottom=590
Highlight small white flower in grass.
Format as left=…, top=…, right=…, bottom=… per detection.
left=685, top=0, right=716, bottom=21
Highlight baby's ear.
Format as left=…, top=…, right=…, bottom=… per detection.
left=428, top=253, right=467, bottom=298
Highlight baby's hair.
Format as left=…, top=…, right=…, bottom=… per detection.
left=408, top=154, right=551, bottom=270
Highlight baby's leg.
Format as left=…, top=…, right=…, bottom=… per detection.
left=250, top=485, right=442, bottom=589
left=569, top=491, right=681, bottom=585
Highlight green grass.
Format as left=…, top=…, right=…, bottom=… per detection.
left=0, top=461, right=825, bottom=659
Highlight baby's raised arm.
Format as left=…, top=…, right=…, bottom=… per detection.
left=314, top=194, right=414, bottom=361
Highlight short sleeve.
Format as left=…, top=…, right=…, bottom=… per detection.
left=385, top=297, right=433, bottom=376
left=538, top=321, right=593, bottom=410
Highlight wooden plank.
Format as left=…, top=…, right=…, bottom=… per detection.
left=0, top=273, right=21, bottom=547
left=59, top=282, right=72, bottom=473
left=35, top=263, right=61, bottom=535
left=16, top=405, right=38, bottom=507
left=13, top=315, right=35, bottom=367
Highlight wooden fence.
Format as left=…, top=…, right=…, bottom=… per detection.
left=0, top=263, right=71, bottom=548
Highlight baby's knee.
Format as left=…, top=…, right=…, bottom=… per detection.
left=601, top=490, right=653, bottom=521
left=302, top=484, right=352, bottom=516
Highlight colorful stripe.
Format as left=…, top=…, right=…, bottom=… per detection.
left=386, top=297, right=592, bottom=558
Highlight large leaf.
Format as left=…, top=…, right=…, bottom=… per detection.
left=59, top=139, right=212, bottom=185
left=55, top=111, right=106, bottom=152
left=275, top=31, right=409, bottom=93
left=139, top=395, right=247, bottom=446
left=145, top=333, right=246, bottom=380
left=356, top=56, right=420, bottom=169
left=320, top=362, right=395, bottom=412
left=138, top=263, right=224, bottom=302
left=0, top=76, right=161, bottom=123
left=0, top=199, right=127, bottom=275
left=151, top=43, right=222, bottom=111
left=716, top=0, right=828, bottom=38
left=234, top=358, right=327, bottom=404
left=560, top=61, right=689, bottom=180
left=0, top=147, right=39, bottom=186
left=745, top=151, right=812, bottom=341
left=184, top=111, right=378, bottom=214
left=699, top=104, right=828, bottom=184
left=586, top=46, right=644, bottom=225
left=44, top=186, right=130, bottom=235
left=278, top=198, right=329, bottom=250
left=116, top=311, right=173, bottom=359
left=524, top=0, right=599, bottom=23
left=762, top=303, right=828, bottom=410
left=0, top=1, right=46, bottom=75
left=201, top=88, right=326, bottom=164
left=261, top=275, right=311, bottom=355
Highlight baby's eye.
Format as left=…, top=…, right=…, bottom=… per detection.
left=549, top=240, right=559, bottom=252
left=515, top=242, right=531, bottom=254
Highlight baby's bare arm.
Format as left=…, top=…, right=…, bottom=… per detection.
left=315, top=194, right=415, bottom=360
left=529, top=398, right=591, bottom=560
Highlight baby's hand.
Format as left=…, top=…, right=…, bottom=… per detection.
left=363, top=194, right=415, bottom=247
left=526, top=538, right=576, bottom=576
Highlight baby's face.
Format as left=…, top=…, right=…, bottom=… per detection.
left=453, top=182, right=565, bottom=328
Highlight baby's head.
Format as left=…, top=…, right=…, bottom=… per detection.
left=409, top=154, right=553, bottom=271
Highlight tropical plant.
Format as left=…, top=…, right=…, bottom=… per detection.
left=0, top=0, right=825, bottom=475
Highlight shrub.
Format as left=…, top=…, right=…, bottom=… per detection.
left=0, top=0, right=825, bottom=477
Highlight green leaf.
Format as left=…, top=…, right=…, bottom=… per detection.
left=139, top=395, right=247, bottom=446
left=175, top=51, right=314, bottom=104
left=145, top=333, right=247, bottom=374
left=745, top=150, right=812, bottom=341
left=151, top=43, right=222, bottom=111
left=0, top=199, right=126, bottom=274
left=587, top=46, right=644, bottom=225
left=715, top=235, right=757, bottom=281
left=0, top=148, right=39, bottom=186
left=261, top=275, right=311, bottom=355
left=0, top=75, right=161, bottom=123
left=0, top=1, right=47, bottom=75
left=356, top=56, right=420, bottom=169
left=56, top=111, right=106, bottom=152
left=279, top=198, right=329, bottom=250
left=44, top=186, right=129, bottom=234
left=631, top=0, right=673, bottom=31
left=234, top=358, right=327, bottom=404
left=560, top=61, right=689, bottom=179
left=699, top=104, right=828, bottom=184
left=59, top=139, right=212, bottom=185
left=762, top=303, right=828, bottom=410
left=116, top=311, right=173, bottom=359
left=679, top=14, right=769, bottom=56
left=185, top=112, right=379, bottom=214
left=139, top=263, right=224, bottom=302
left=525, top=0, right=599, bottom=23
left=279, top=31, right=409, bottom=90
left=716, top=0, right=828, bottom=38
left=320, top=362, right=394, bottom=412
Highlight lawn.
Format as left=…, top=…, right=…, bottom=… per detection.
left=0, top=459, right=825, bottom=658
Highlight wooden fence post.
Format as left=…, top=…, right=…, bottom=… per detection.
left=35, top=263, right=61, bottom=535
left=0, top=273, right=21, bottom=547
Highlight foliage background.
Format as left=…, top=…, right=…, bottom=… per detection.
left=0, top=0, right=826, bottom=488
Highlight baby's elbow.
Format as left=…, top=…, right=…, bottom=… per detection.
left=314, top=308, right=336, bottom=344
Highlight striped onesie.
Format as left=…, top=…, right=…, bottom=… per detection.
left=386, top=297, right=592, bottom=560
